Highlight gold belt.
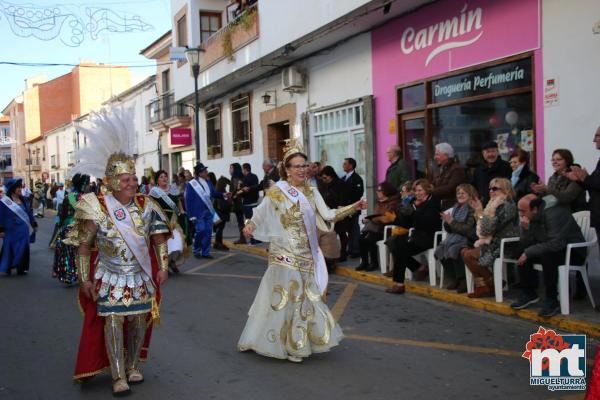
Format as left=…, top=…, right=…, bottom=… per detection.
left=269, top=253, right=314, bottom=274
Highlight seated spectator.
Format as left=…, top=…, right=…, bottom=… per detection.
left=531, top=149, right=587, bottom=212
left=434, top=184, right=478, bottom=293
left=432, top=143, right=465, bottom=211
left=385, top=179, right=441, bottom=294
left=509, top=149, right=539, bottom=200
left=512, top=194, right=586, bottom=318
left=461, top=178, right=519, bottom=298
left=355, top=181, right=398, bottom=272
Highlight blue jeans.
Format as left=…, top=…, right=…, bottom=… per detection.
left=193, top=215, right=214, bottom=256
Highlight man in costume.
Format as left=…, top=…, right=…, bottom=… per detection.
left=185, top=162, right=228, bottom=259
left=66, top=107, right=171, bottom=396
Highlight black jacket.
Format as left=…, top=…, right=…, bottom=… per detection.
left=520, top=197, right=585, bottom=259
left=395, top=196, right=441, bottom=249
left=342, top=171, right=364, bottom=205
left=240, top=172, right=259, bottom=205
left=513, top=164, right=539, bottom=201
left=251, top=167, right=280, bottom=193
left=582, top=157, right=600, bottom=228
left=472, top=158, right=512, bottom=204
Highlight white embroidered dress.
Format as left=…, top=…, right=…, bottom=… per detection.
left=237, top=182, right=356, bottom=360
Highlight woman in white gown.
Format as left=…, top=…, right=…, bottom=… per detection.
left=238, top=139, right=366, bottom=362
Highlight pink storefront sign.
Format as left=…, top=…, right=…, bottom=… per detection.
left=372, top=0, right=542, bottom=179
left=170, top=128, right=192, bottom=146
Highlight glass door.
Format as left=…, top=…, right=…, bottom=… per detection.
left=400, top=112, right=426, bottom=180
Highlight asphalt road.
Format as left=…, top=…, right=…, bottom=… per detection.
left=0, top=213, right=594, bottom=399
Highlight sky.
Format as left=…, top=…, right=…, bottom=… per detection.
left=0, top=0, right=172, bottom=112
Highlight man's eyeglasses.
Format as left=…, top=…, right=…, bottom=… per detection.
left=289, top=164, right=309, bottom=170
left=489, top=187, right=501, bottom=192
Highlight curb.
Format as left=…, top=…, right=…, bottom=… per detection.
left=223, top=240, right=600, bottom=337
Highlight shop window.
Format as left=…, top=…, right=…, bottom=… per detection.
left=206, top=106, right=222, bottom=159
left=396, top=54, right=535, bottom=179
left=399, top=83, right=425, bottom=110
left=432, top=93, right=533, bottom=167
left=200, top=11, right=221, bottom=43
left=231, top=96, right=251, bottom=154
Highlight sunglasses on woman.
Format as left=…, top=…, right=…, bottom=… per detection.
left=489, top=186, right=501, bottom=192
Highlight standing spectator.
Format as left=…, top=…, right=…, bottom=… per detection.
left=21, top=183, right=31, bottom=207
left=434, top=184, right=478, bottom=293
left=317, top=166, right=346, bottom=272
left=356, top=181, right=398, bottom=272
left=185, top=163, right=227, bottom=259
left=471, top=142, right=512, bottom=205
left=32, top=180, right=45, bottom=217
left=461, top=178, right=519, bottom=298
left=307, top=162, right=320, bottom=187
left=512, top=194, right=586, bottom=317
left=385, top=145, right=410, bottom=191
left=341, top=157, right=364, bottom=259
left=54, top=183, right=65, bottom=210
left=509, top=149, right=539, bottom=201
left=251, top=158, right=280, bottom=193
left=230, top=163, right=246, bottom=245
left=213, top=176, right=231, bottom=251
left=565, top=126, right=600, bottom=248
left=385, top=179, right=441, bottom=294
left=139, top=176, right=151, bottom=194
left=431, top=143, right=465, bottom=211
left=240, top=163, right=260, bottom=244
left=532, top=149, right=587, bottom=212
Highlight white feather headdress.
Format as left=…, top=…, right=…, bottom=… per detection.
left=69, top=106, right=136, bottom=179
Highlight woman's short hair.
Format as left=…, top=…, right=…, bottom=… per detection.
left=456, top=183, right=478, bottom=199
left=490, top=178, right=516, bottom=199
left=413, top=178, right=433, bottom=194
left=378, top=181, right=398, bottom=198
left=552, top=149, right=575, bottom=166
left=509, top=149, right=530, bottom=164
left=154, top=169, right=168, bottom=184
left=319, top=165, right=338, bottom=180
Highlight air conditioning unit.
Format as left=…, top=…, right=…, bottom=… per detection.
left=282, top=66, right=305, bottom=92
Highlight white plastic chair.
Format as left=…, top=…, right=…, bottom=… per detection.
left=409, top=228, right=443, bottom=287
left=555, top=211, right=597, bottom=315
left=492, top=237, right=520, bottom=302
left=377, top=225, right=398, bottom=274
left=377, top=225, right=417, bottom=281
left=464, top=236, right=519, bottom=298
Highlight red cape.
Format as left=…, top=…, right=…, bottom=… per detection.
left=587, top=342, right=600, bottom=399
left=73, top=194, right=162, bottom=381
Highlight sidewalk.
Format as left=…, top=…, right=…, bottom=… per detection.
left=219, top=222, right=600, bottom=337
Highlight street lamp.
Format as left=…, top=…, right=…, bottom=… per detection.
left=185, top=46, right=205, bottom=163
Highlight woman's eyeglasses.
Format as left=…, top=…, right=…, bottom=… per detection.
left=489, top=187, right=501, bottom=192
left=289, top=164, right=309, bottom=170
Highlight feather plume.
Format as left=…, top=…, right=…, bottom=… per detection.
left=68, top=105, right=136, bottom=178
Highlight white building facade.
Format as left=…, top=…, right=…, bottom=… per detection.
left=541, top=0, right=600, bottom=176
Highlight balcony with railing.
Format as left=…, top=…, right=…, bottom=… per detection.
left=148, top=93, right=192, bottom=129
left=200, top=4, right=259, bottom=70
